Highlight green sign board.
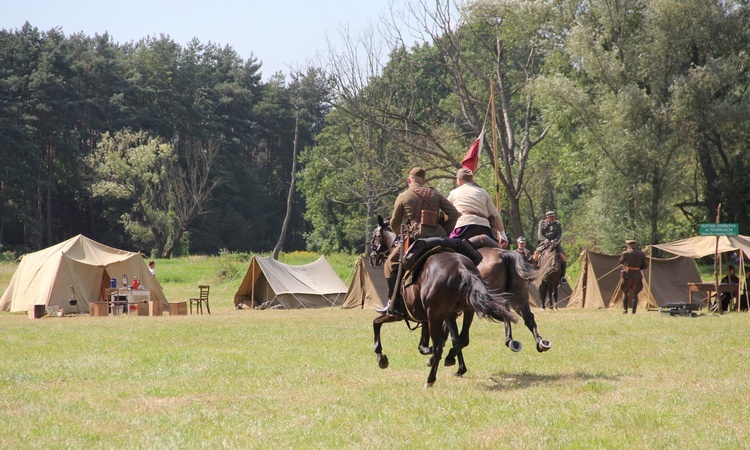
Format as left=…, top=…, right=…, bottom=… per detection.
left=699, top=223, right=739, bottom=236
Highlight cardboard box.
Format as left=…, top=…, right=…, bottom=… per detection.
left=28, top=304, right=45, bottom=319
left=168, top=301, right=187, bottom=316
left=89, top=302, right=109, bottom=317
left=148, top=300, right=163, bottom=316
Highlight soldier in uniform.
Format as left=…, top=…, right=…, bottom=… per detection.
left=515, top=236, right=534, bottom=265
left=447, top=168, right=508, bottom=245
left=377, top=167, right=459, bottom=317
left=535, top=211, right=567, bottom=282
left=619, top=239, right=649, bottom=314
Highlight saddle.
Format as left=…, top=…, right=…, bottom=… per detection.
left=401, top=237, right=483, bottom=287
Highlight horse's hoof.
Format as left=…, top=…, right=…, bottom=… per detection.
left=537, top=340, right=552, bottom=353
left=444, top=357, right=456, bottom=367
left=424, top=382, right=434, bottom=389
left=426, top=356, right=434, bottom=367
left=419, top=346, right=432, bottom=355
left=506, top=340, right=522, bottom=352
left=453, top=371, right=464, bottom=378
left=377, top=353, right=389, bottom=369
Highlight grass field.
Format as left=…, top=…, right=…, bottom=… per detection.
left=2, top=255, right=749, bottom=448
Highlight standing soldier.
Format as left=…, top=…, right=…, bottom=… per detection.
left=377, top=167, right=459, bottom=317
left=515, top=236, right=534, bottom=265
left=536, top=211, right=567, bottom=282
left=619, top=239, right=649, bottom=314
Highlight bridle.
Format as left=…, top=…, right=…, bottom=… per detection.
left=369, top=222, right=398, bottom=267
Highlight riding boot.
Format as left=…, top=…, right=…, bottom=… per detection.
left=376, top=276, right=403, bottom=318
left=560, top=261, right=567, bottom=284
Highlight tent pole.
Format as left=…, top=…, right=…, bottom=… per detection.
left=251, top=259, right=256, bottom=308
left=647, top=245, right=653, bottom=309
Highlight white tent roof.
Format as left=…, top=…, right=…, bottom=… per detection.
left=234, top=256, right=347, bottom=309
left=0, top=234, right=167, bottom=313
left=652, top=235, right=750, bottom=258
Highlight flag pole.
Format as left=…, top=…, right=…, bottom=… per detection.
left=489, top=79, right=501, bottom=212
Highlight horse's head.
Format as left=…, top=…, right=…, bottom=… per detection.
left=369, top=215, right=398, bottom=267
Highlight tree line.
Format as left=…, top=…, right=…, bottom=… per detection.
left=2, top=0, right=749, bottom=260
left=299, top=0, right=750, bottom=257
left=0, top=23, right=329, bottom=256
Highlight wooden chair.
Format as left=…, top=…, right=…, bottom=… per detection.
left=189, top=285, right=211, bottom=314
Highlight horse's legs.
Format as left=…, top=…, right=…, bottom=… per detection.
left=445, top=310, right=473, bottom=367
left=418, top=324, right=432, bottom=355
left=504, top=318, right=522, bottom=352
left=516, top=302, right=552, bottom=353
left=552, top=284, right=559, bottom=311
left=539, top=282, right=548, bottom=310
left=373, top=314, right=402, bottom=369
left=442, top=315, right=468, bottom=377
left=425, top=316, right=446, bottom=388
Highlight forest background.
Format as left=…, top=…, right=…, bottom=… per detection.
left=1, top=0, right=748, bottom=263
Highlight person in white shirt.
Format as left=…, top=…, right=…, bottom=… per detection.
left=447, top=168, right=508, bottom=246
left=148, top=260, right=156, bottom=276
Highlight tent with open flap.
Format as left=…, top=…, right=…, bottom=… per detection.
left=233, top=255, right=347, bottom=309
left=0, top=234, right=167, bottom=314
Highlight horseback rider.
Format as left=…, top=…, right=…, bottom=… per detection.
left=535, top=211, right=567, bottom=283
left=619, top=239, right=649, bottom=314
left=447, top=168, right=508, bottom=246
left=376, top=167, right=459, bottom=318
left=515, top=236, right=534, bottom=265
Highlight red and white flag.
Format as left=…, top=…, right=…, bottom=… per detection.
left=461, top=128, right=484, bottom=172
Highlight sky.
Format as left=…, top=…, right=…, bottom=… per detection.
left=2, top=0, right=407, bottom=80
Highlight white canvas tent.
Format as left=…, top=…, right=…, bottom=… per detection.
left=233, top=256, right=347, bottom=309
left=342, top=256, right=389, bottom=309
left=0, top=234, right=167, bottom=314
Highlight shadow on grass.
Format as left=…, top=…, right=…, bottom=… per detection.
left=485, top=370, right=620, bottom=391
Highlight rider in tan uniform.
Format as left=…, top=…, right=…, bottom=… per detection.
left=535, top=211, right=567, bottom=283
left=377, top=167, right=459, bottom=317
left=447, top=168, right=508, bottom=245
left=515, top=236, right=534, bottom=265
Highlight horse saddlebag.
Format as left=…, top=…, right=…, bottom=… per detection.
left=402, top=237, right=483, bottom=271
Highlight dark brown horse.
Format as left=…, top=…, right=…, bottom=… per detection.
left=370, top=217, right=516, bottom=388
left=536, top=240, right=564, bottom=311
left=472, top=244, right=552, bottom=353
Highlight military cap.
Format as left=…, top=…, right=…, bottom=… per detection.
left=545, top=210, right=556, bottom=217
left=625, top=239, right=637, bottom=245
left=516, top=236, right=526, bottom=243
left=409, top=167, right=426, bottom=178
left=456, top=167, right=474, bottom=182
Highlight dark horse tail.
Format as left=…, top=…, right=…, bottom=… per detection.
left=503, top=250, right=541, bottom=284
left=459, top=265, right=517, bottom=324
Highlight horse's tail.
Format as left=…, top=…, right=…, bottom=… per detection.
left=460, top=265, right=517, bottom=324
left=503, top=249, right=540, bottom=284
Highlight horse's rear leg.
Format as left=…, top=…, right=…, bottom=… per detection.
left=518, top=303, right=552, bottom=353
left=425, top=318, right=446, bottom=388
left=504, top=319, right=522, bottom=352
left=442, top=316, right=468, bottom=377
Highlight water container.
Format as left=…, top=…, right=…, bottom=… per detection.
left=133, top=278, right=139, bottom=290
left=110, top=278, right=117, bottom=288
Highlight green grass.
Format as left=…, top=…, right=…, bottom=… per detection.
left=2, top=255, right=750, bottom=448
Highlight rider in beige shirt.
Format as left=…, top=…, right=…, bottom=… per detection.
left=447, top=168, right=507, bottom=245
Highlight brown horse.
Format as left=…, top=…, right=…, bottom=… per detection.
left=370, top=217, right=516, bottom=388
left=472, top=244, right=552, bottom=353
left=536, top=240, right=564, bottom=311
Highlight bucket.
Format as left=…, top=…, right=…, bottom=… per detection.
left=110, top=278, right=117, bottom=288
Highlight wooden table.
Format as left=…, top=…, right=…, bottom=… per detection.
left=107, top=289, right=151, bottom=315
left=687, top=282, right=740, bottom=312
